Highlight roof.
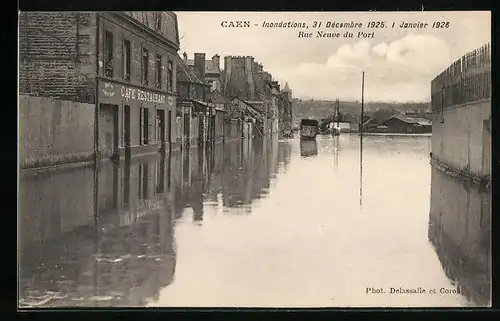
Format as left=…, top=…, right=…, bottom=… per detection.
left=232, top=97, right=265, bottom=114
left=282, top=82, right=290, bottom=92
left=186, top=59, right=221, bottom=74
left=175, top=55, right=205, bottom=85
left=124, top=12, right=179, bottom=48
left=385, top=114, right=419, bottom=124
left=206, top=91, right=230, bottom=104
left=362, top=117, right=376, bottom=127
left=415, top=118, right=432, bottom=125
left=385, top=114, right=432, bottom=126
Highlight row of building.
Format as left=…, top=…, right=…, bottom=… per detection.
left=18, top=11, right=294, bottom=169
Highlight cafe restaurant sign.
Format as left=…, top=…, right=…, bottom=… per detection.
left=100, top=81, right=173, bottom=106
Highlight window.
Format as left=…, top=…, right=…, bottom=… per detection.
left=208, top=80, right=216, bottom=92
left=167, top=60, right=173, bottom=91
left=104, top=30, right=114, bottom=77
left=123, top=39, right=131, bottom=81
left=156, top=54, right=162, bottom=89
left=155, top=12, right=162, bottom=32
left=142, top=47, right=149, bottom=86
left=140, top=107, right=149, bottom=144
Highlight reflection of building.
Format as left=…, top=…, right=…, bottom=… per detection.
left=19, top=155, right=176, bottom=308
left=19, top=12, right=181, bottom=165
left=428, top=168, right=490, bottom=306
left=428, top=43, right=491, bottom=306
left=300, top=139, right=318, bottom=157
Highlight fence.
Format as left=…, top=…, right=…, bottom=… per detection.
left=431, top=43, right=491, bottom=111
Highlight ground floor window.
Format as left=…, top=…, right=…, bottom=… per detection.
left=140, top=107, right=149, bottom=145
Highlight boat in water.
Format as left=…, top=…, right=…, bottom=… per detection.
left=300, top=119, right=319, bottom=140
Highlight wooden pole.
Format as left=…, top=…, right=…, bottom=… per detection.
left=360, top=71, right=364, bottom=206
left=361, top=72, right=364, bottom=137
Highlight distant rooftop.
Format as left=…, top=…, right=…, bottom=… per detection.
left=186, top=59, right=221, bottom=75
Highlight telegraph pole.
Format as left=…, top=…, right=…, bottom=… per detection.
left=361, top=71, right=365, bottom=137
left=360, top=71, right=365, bottom=206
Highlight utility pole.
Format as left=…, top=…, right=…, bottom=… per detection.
left=361, top=71, right=365, bottom=137
left=360, top=71, right=365, bottom=207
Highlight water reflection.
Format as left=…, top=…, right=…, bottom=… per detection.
left=18, top=138, right=290, bottom=308
left=19, top=155, right=176, bottom=307
left=300, top=139, right=318, bottom=157
left=19, top=135, right=487, bottom=308
left=428, top=166, right=491, bottom=306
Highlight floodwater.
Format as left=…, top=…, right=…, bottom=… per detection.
left=18, top=134, right=490, bottom=308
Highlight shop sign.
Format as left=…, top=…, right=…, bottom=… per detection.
left=100, top=81, right=173, bottom=106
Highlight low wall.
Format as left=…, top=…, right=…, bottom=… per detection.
left=19, top=95, right=95, bottom=169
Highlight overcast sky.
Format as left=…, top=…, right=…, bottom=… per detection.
left=176, top=11, right=490, bottom=102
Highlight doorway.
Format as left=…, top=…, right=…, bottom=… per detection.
left=99, top=104, right=119, bottom=160
left=184, top=112, right=190, bottom=145
left=124, top=105, right=131, bottom=157
left=157, top=109, right=166, bottom=149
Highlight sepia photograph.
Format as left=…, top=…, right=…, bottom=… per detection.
left=17, top=11, right=491, bottom=308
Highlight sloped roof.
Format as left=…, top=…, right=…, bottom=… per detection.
left=385, top=114, right=419, bottom=124
left=124, top=12, right=179, bottom=48
left=186, top=59, right=221, bottom=74
left=415, top=118, right=432, bottom=125
left=206, top=91, right=230, bottom=104
left=175, top=55, right=205, bottom=85
left=282, top=82, right=290, bottom=92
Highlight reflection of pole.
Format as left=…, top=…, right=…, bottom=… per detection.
left=93, top=14, right=101, bottom=295
left=360, top=71, right=364, bottom=206
left=334, top=135, right=339, bottom=170
left=336, top=99, right=340, bottom=128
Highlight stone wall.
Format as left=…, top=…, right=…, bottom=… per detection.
left=19, top=95, right=95, bottom=169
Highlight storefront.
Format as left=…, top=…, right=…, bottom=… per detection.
left=98, top=79, right=176, bottom=159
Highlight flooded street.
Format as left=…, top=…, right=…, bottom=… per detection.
left=19, top=135, right=483, bottom=308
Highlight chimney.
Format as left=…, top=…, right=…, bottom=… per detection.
left=212, top=54, right=220, bottom=71
left=194, top=53, right=206, bottom=80
left=183, top=52, right=187, bottom=63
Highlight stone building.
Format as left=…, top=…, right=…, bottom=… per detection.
left=278, top=82, right=293, bottom=135
left=185, top=53, right=222, bottom=94
left=222, top=55, right=283, bottom=135
left=19, top=12, right=180, bottom=166
left=176, top=54, right=209, bottom=147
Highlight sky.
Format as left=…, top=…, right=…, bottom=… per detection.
left=175, top=11, right=491, bottom=102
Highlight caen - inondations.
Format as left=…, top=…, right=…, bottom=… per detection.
left=219, top=20, right=450, bottom=29
left=218, top=19, right=450, bottom=40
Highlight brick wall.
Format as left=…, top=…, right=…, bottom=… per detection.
left=19, top=12, right=97, bottom=103
left=19, top=95, right=95, bottom=169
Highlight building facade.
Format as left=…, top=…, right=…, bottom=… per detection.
left=176, top=53, right=210, bottom=147
left=19, top=12, right=180, bottom=165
